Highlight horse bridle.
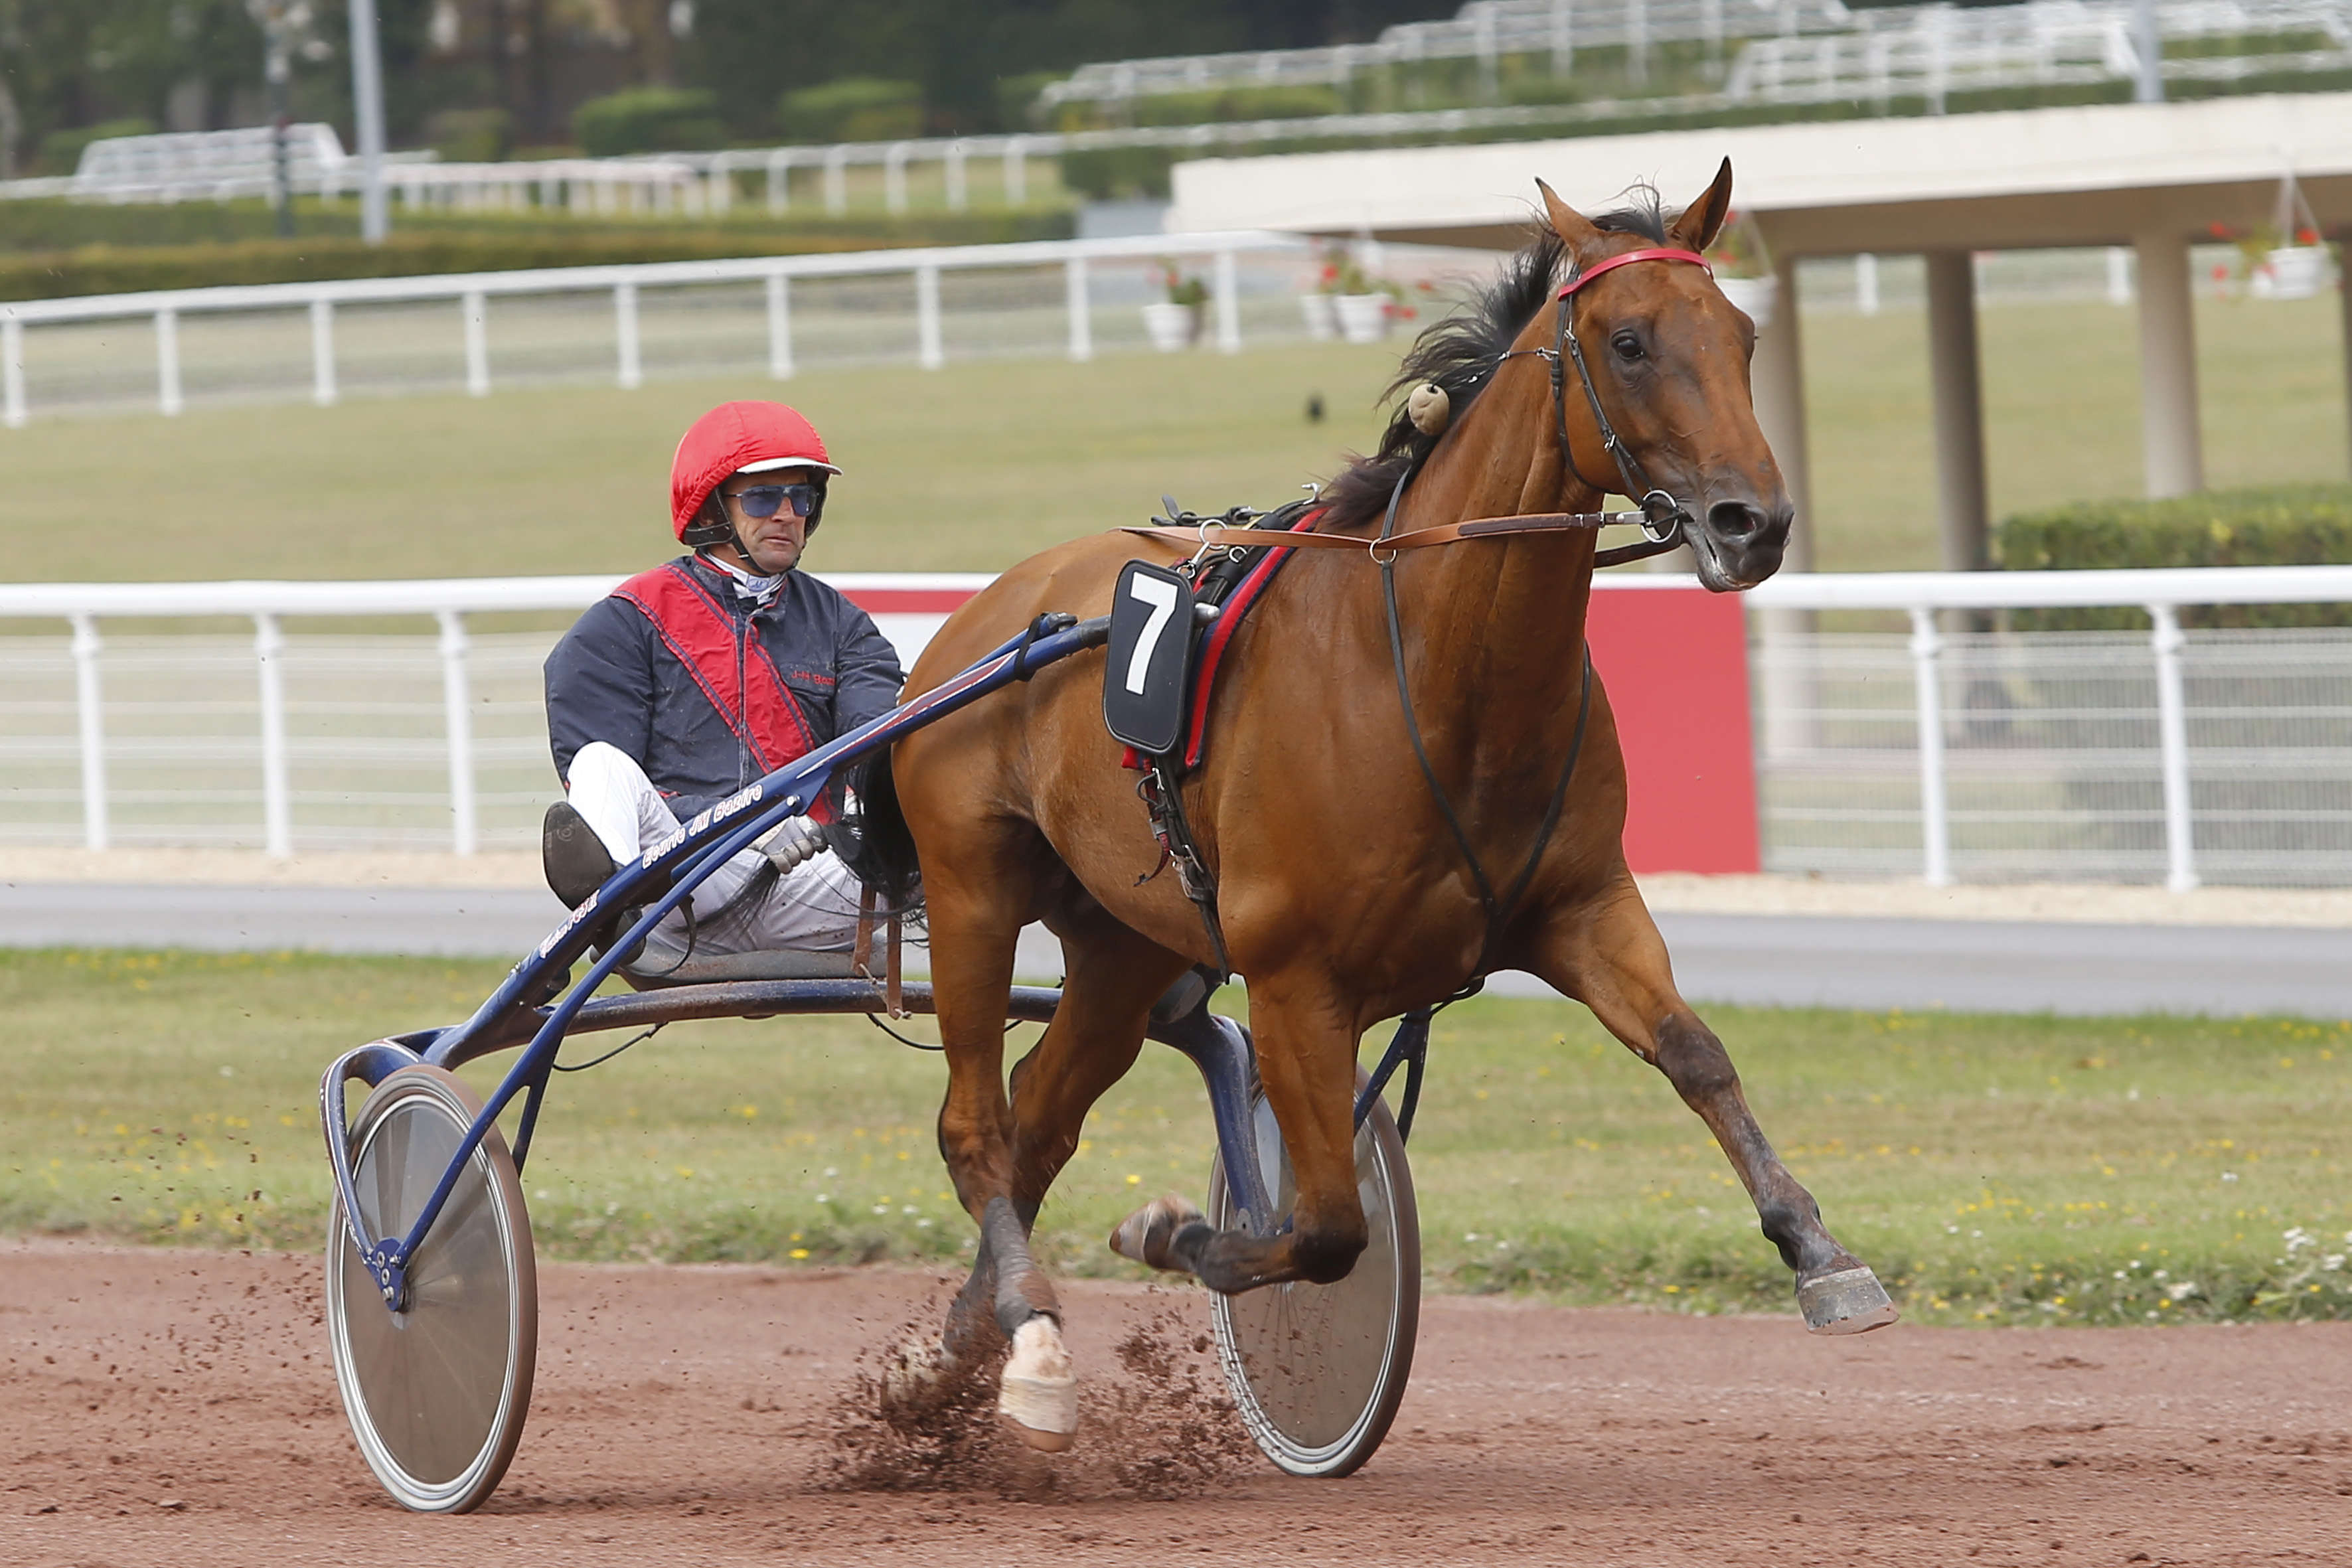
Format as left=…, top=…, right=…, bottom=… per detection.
left=1520, top=244, right=1715, bottom=568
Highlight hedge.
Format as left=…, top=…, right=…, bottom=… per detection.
left=0, top=210, right=1077, bottom=301
left=573, top=88, right=728, bottom=157
left=777, top=78, right=922, bottom=143
left=0, top=198, right=1075, bottom=259
left=1996, top=485, right=2352, bottom=629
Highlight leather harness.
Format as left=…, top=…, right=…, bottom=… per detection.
left=1115, top=246, right=1718, bottom=987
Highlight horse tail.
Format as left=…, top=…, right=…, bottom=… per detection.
left=831, top=746, right=923, bottom=909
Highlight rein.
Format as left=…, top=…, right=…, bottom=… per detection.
left=1124, top=246, right=1715, bottom=572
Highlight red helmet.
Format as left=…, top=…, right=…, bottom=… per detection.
left=668, top=401, right=841, bottom=540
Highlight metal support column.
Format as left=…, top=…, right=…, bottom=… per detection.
left=2134, top=231, right=2204, bottom=498
left=1925, top=249, right=1990, bottom=574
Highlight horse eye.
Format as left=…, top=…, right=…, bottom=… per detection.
left=1611, top=331, right=1645, bottom=362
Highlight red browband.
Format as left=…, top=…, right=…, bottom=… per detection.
left=1557, top=246, right=1713, bottom=297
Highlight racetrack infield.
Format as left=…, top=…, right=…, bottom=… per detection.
left=5, top=1241, right=2347, bottom=1567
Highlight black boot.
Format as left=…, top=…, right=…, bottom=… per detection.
left=542, top=801, right=616, bottom=909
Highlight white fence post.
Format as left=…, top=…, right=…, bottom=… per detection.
left=1212, top=246, right=1241, bottom=353
left=1004, top=137, right=1028, bottom=206
left=1065, top=256, right=1091, bottom=362
left=2, top=315, right=23, bottom=428
left=461, top=289, right=489, bottom=397
left=1855, top=253, right=1880, bottom=315
left=884, top=142, right=911, bottom=214
left=309, top=297, right=337, bottom=406
left=2106, top=245, right=2134, bottom=305
left=1906, top=607, right=1952, bottom=887
left=706, top=151, right=732, bottom=214
left=155, top=307, right=183, bottom=416
left=765, top=272, right=793, bottom=380
left=254, top=612, right=292, bottom=859
left=945, top=140, right=968, bottom=212
left=614, top=280, right=641, bottom=390
left=2149, top=602, right=2198, bottom=892
left=69, top=613, right=108, bottom=852
left=436, top=609, right=477, bottom=856
left=823, top=145, right=848, bottom=214
left=765, top=149, right=792, bottom=213
left=915, top=264, right=943, bottom=370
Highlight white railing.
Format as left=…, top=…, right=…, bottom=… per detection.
left=1727, top=0, right=2352, bottom=106
left=0, top=573, right=984, bottom=858
left=1732, top=564, right=2352, bottom=891
left=0, top=230, right=1307, bottom=427
left=5, top=566, right=2352, bottom=880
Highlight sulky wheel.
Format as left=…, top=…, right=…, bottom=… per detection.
left=326, top=1063, right=538, bottom=1514
left=1206, top=1076, right=1420, bottom=1478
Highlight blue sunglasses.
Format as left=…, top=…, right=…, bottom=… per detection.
left=726, top=482, right=821, bottom=519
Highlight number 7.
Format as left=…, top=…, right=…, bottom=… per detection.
left=1123, top=574, right=1180, bottom=696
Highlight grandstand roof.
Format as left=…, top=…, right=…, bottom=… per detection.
left=1165, top=90, right=2352, bottom=252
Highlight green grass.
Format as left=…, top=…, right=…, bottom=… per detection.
left=8, top=949, right=2351, bottom=1328
left=0, top=291, right=2344, bottom=586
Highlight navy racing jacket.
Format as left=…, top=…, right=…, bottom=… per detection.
left=544, top=555, right=905, bottom=820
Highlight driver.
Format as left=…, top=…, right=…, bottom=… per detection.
left=540, top=400, right=904, bottom=967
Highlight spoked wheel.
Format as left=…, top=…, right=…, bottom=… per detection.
left=1206, top=1077, right=1420, bottom=1478
left=325, top=1063, right=537, bottom=1514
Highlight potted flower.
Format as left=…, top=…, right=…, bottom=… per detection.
left=2262, top=226, right=2330, bottom=301
left=1706, top=212, right=1776, bottom=329
left=1143, top=263, right=1207, bottom=351
left=1332, top=253, right=1393, bottom=344
left=1300, top=244, right=1346, bottom=339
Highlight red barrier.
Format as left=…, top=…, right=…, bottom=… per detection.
left=1585, top=585, right=1759, bottom=874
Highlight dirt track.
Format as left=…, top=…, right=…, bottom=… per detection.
left=4, top=1240, right=2349, bottom=1567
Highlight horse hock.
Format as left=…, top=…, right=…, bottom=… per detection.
left=1652, top=1015, right=1898, bottom=1336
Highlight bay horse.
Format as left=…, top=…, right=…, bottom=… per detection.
left=862, top=160, right=1895, bottom=1449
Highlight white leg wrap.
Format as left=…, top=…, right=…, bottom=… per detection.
left=997, top=1316, right=1077, bottom=1452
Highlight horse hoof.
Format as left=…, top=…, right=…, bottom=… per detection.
left=996, top=1317, right=1077, bottom=1452
left=1797, top=1265, right=1900, bottom=1335
left=1108, top=1192, right=1205, bottom=1271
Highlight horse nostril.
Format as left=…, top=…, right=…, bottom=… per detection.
left=1707, top=499, right=1769, bottom=542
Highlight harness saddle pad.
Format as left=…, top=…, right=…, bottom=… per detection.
left=1103, top=560, right=1198, bottom=757
left=1105, top=498, right=1320, bottom=773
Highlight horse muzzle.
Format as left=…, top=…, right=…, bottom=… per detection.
left=1688, top=496, right=1794, bottom=592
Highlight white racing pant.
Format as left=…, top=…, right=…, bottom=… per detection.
left=565, top=741, right=864, bottom=967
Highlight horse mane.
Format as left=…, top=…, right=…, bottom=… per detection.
left=1315, top=188, right=1673, bottom=533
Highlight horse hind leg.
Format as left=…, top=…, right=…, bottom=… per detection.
left=1533, top=884, right=1897, bottom=1334
left=933, top=901, right=1190, bottom=1450
left=1111, top=972, right=1372, bottom=1294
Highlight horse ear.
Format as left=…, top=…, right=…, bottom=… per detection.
left=1534, top=177, right=1602, bottom=253
left=1670, top=157, right=1736, bottom=252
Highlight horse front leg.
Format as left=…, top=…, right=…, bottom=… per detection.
left=1527, top=879, right=1897, bottom=1334
left=1111, top=972, right=1370, bottom=1293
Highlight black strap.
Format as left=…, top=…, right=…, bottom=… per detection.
left=1377, top=466, right=1595, bottom=982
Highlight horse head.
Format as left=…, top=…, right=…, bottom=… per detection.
left=1537, top=159, right=1794, bottom=592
